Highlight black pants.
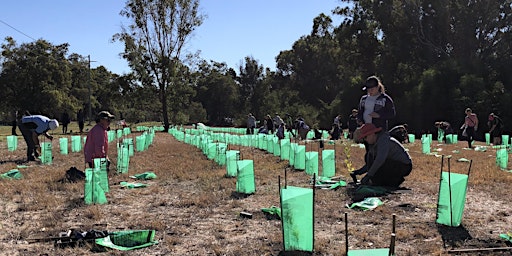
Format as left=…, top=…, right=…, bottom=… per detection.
left=18, top=123, right=36, bottom=161
left=371, top=159, right=412, bottom=187
left=465, top=127, right=475, bottom=148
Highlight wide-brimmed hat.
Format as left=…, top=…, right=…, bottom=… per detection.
left=97, top=111, right=115, bottom=120
left=357, top=123, right=383, bottom=140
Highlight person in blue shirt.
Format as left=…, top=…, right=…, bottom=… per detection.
left=18, top=115, right=59, bottom=161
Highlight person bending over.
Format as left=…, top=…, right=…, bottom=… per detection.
left=350, top=123, right=413, bottom=188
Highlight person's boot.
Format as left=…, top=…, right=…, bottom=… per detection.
left=350, top=172, right=358, bottom=184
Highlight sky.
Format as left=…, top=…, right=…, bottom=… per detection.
left=0, top=0, right=343, bottom=75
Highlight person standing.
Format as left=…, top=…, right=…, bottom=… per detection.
left=357, top=76, right=396, bottom=131
left=332, top=114, right=342, bottom=139
left=246, top=113, right=256, bottom=135
left=18, top=114, right=59, bottom=161
left=77, top=109, right=85, bottom=134
left=61, top=111, right=71, bottom=134
left=84, top=111, right=115, bottom=168
left=350, top=123, right=413, bottom=188
left=347, top=109, right=359, bottom=139
left=11, top=110, right=18, bottom=136
left=487, top=113, right=504, bottom=145
left=460, top=108, right=479, bottom=148
left=265, top=114, right=274, bottom=134
left=273, top=113, right=284, bottom=132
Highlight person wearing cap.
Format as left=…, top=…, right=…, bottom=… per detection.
left=357, top=76, right=396, bottom=131
left=84, top=111, right=115, bottom=168
left=18, top=114, right=59, bottom=161
left=350, top=123, right=413, bottom=187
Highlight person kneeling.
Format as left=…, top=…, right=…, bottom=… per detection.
left=350, top=123, right=413, bottom=188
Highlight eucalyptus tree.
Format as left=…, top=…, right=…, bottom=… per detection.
left=114, top=0, right=204, bottom=131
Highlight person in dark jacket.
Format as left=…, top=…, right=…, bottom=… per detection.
left=350, top=123, right=413, bottom=188
left=357, top=76, right=396, bottom=131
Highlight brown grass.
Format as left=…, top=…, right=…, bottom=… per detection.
left=1, top=128, right=512, bottom=255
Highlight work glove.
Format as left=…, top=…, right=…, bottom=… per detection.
left=360, top=175, right=373, bottom=185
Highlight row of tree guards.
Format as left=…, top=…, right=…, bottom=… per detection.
left=169, top=126, right=322, bottom=252
left=167, top=125, right=507, bottom=253
left=3, top=126, right=160, bottom=204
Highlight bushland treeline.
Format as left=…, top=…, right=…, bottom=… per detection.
left=1, top=0, right=511, bottom=138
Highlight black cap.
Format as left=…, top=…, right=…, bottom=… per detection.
left=362, top=76, right=379, bottom=90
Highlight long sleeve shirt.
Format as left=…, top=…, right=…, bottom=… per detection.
left=360, top=132, right=412, bottom=177
left=84, top=123, right=108, bottom=164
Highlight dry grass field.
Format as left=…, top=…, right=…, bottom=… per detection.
left=1, top=126, right=512, bottom=255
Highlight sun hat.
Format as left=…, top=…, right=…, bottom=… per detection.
left=97, top=111, right=115, bottom=120
left=357, top=123, right=383, bottom=140
left=48, top=119, right=59, bottom=130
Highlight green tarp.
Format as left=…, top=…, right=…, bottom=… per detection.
left=130, top=172, right=157, bottom=180
left=95, top=230, right=158, bottom=251
left=120, top=181, right=148, bottom=189
left=280, top=186, right=313, bottom=252
left=1, top=169, right=23, bottom=180
left=436, top=172, right=469, bottom=227
left=348, top=197, right=383, bottom=211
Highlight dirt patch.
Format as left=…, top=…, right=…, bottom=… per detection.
left=1, top=131, right=511, bottom=255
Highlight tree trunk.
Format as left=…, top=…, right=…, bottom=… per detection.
left=160, top=86, right=169, bottom=132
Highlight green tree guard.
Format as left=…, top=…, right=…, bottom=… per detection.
left=215, top=143, right=227, bottom=166
left=207, top=142, right=217, bottom=160
left=496, top=148, right=508, bottom=169
left=322, top=149, right=335, bottom=178
left=71, top=135, right=82, bottom=152
left=446, top=134, right=453, bottom=144
left=280, top=139, right=291, bottom=161
left=236, top=160, right=255, bottom=194
left=84, top=168, right=108, bottom=205
left=41, top=142, right=52, bottom=164
left=117, top=129, right=123, bottom=139
left=117, top=144, right=130, bottom=174
left=267, top=136, right=274, bottom=154
left=436, top=172, right=469, bottom=227
left=280, top=186, right=314, bottom=252
left=305, top=152, right=318, bottom=176
left=502, top=135, right=510, bottom=146
left=95, top=230, right=158, bottom=251
left=408, top=134, right=415, bottom=143
left=59, top=137, right=68, bottom=155
left=289, top=143, right=297, bottom=167
left=294, top=145, right=306, bottom=171
left=225, top=150, right=239, bottom=177
left=107, top=130, right=116, bottom=142
left=453, top=134, right=458, bottom=144
left=273, top=137, right=281, bottom=157
left=93, top=158, right=110, bottom=193
left=438, top=129, right=445, bottom=142
left=421, top=135, right=431, bottom=154
left=259, top=134, right=267, bottom=151
left=123, top=127, right=131, bottom=136
left=7, top=135, right=18, bottom=151
left=123, top=138, right=134, bottom=157
left=136, top=135, right=146, bottom=152
left=485, top=133, right=490, bottom=145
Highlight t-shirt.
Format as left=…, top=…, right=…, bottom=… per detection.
left=363, top=95, right=379, bottom=124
